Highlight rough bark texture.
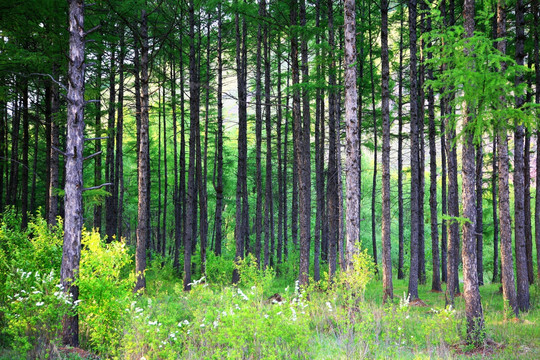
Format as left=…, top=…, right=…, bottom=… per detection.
left=255, top=0, right=264, bottom=266
left=492, top=138, right=500, bottom=283
left=185, top=0, right=199, bottom=290
left=440, top=104, right=447, bottom=283
left=135, top=9, right=150, bottom=293
left=298, top=0, right=311, bottom=286
left=407, top=0, right=420, bottom=301
left=61, top=0, right=85, bottom=346
left=476, top=144, right=484, bottom=285
left=514, top=0, right=530, bottom=312
left=214, top=1, right=224, bottom=257
left=462, top=1, right=484, bottom=344
left=48, top=71, right=60, bottom=227
left=326, top=0, right=339, bottom=280
left=524, top=131, right=532, bottom=284
left=116, top=31, right=125, bottom=239
left=380, top=0, right=393, bottom=302
left=397, top=3, right=405, bottom=280
left=535, top=0, right=540, bottom=281
left=344, top=0, right=359, bottom=270
left=21, top=83, right=29, bottom=229
left=368, top=7, right=378, bottom=268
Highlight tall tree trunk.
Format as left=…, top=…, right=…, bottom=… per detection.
left=440, top=104, right=448, bottom=283
left=163, top=76, right=169, bottom=257
left=534, top=0, right=540, bottom=281
left=407, top=0, right=420, bottom=301
left=326, top=0, right=339, bottom=280
left=461, top=0, right=484, bottom=344
left=514, top=0, right=530, bottom=312
left=200, top=13, right=210, bottom=274
left=255, top=0, right=264, bottom=266
left=283, top=62, right=290, bottom=262
left=476, top=144, right=484, bottom=285
left=48, top=68, right=60, bottom=226
left=21, top=82, right=29, bottom=229
left=233, top=1, right=249, bottom=283
left=105, top=48, right=116, bottom=242
left=524, top=130, right=532, bottom=284
left=135, top=9, right=150, bottom=292
left=497, top=0, right=518, bottom=316
left=61, top=0, right=85, bottom=345
left=93, top=54, right=102, bottom=230
left=397, top=2, right=405, bottom=280
left=297, top=0, right=311, bottom=286
left=379, top=0, right=393, bottom=302
left=492, top=137, right=500, bottom=283
left=368, top=7, right=378, bottom=268
left=427, top=7, right=441, bottom=291
left=214, top=1, right=224, bottom=257
left=30, top=97, right=39, bottom=213
left=157, top=80, right=163, bottom=254
left=8, top=93, right=20, bottom=208
left=264, top=11, right=275, bottom=269
left=116, top=30, right=125, bottom=238
left=185, top=0, right=199, bottom=290
left=172, top=56, right=182, bottom=268
left=444, top=0, right=460, bottom=306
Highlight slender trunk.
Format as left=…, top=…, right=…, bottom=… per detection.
left=380, top=0, right=393, bottom=302
left=163, top=76, right=169, bottom=258
left=327, top=0, right=339, bottom=279
left=172, top=57, right=182, bottom=269
left=116, top=30, right=125, bottom=238
left=535, top=0, right=540, bottom=281
left=408, top=0, right=420, bottom=301
left=476, top=144, right=484, bottom=285
left=157, top=80, right=162, bottom=254
left=397, top=3, right=405, bottom=280
left=524, top=129, right=532, bottom=284
left=497, top=0, right=518, bottom=316
left=105, top=48, right=116, bottom=242
left=514, top=0, right=530, bottom=312
left=368, top=8, right=378, bottom=268
left=93, top=55, right=102, bottom=230
left=48, top=68, right=60, bottom=227
left=492, top=138, right=500, bottom=283
left=135, top=9, right=150, bottom=292
left=185, top=0, right=199, bottom=290
left=61, top=0, right=85, bottom=345
left=233, top=1, right=249, bottom=283
left=30, top=99, right=39, bottom=213
left=427, top=11, right=441, bottom=291
left=214, top=1, right=224, bottom=257
left=21, top=82, right=29, bottom=229
left=200, top=13, right=210, bottom=274
left=418, top=4, right=427, bottom=285
left=276, top=40, right=284, bottom=265
left=9, top=93, right=20, bottom=208
left=283, top=62, right=290, bottom=262
left=255, top=0, right=264, bottom=266
left=264, top=11, right=275, bottom=269
left=440, top=100, right=448, bottom=283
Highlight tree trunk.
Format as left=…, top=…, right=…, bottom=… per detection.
left=476, top=144, right=484, bottom=285
left=93, top=54, right=103, bottom=231
left=535, top=0, right=540, bottom=281
left=524, top=130, right=532, bottom=284
left=135, top=9, right=150, bottom=293
left=116, top=30, right=125, bottom=239
left=407, top=0, right=420, bottom=301
left=21, top=82, right=29, bottom=229
left=440, top=101, right=448, bottom=283
left=514, top=0, right=530, bottom=312
left=264, top=11, right=275, bottom=269
left=397, top=2, right=405, bottom=280
left=185, top=0, right=199, bottom=290
left=427, top=9, right=441, bottom=291
left=326, top=0, right=339, bottom=280
left=255, top=0, right=264, bottom=266
left=380, top=0, right=393, bottom=302
left=233, top=1, right=249, bottom=284
left=214, top=1, right=224, bottom=257
left=492, top=137, right=500, bottom=283
left=61, top=0, right=85, bottom=346
left=368, top=7, right=378, bottom=268
left=105, top=48, right=116, bottom=242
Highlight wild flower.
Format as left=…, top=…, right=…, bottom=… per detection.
left=290, top=307, right=297, bottom=322
left=36, top=301, right=44, bottom=307
left=237, top=288, right=249, bottom=301
left=326, top=302, right=333, bottom=312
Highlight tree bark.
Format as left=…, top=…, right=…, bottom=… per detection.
left=255, top=0, right=264, bottom=266
left=408, top=0, right=420, bottom=301
left=93, top=54, right=103, bottom=231
left=116, top=30, right=125, bottom=239
left=397, top=2, right=405, bottom=280
left=476, top=144, right=484, bottom=286
left=535, top=0, right=540, bottom=281
left=61, top=0, right=85, bottom=346
left=21, top=82, right=29, bottom=229
left=105, top=48, right=116, bottom=242
left=135, top=9, right=150, bottom=293
left=368, top=7, right=378, bottom=268
left=380, top=0, right=393, bottom=302
left=326, top=0, right=339, bottom=280
left=214, top=1, right=224, bottom=257
left=514, top=0, right=530, bottom=312
left=492, top=137, right=500, bottom=283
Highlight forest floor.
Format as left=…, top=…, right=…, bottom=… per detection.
left=2, top=264, right=540, bottom=360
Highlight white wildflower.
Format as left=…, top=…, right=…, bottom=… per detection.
left=36, top=301, right=44, bottom=307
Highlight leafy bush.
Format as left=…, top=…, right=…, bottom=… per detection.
left=78, top=229, right=135, bottom=356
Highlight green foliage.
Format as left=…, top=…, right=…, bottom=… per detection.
left=334, top=247, right=376, bottom=304
left=78, top=229, right=135, bottom=355
left=423, top=6, right=533, bottom=144
left=234, top=253, right=276, bottom=295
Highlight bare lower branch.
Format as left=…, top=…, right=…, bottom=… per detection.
left=84, top=150, right=102, bottom=161
left=83, top=183, right=112, bottom=192
left=52, top=146, right=67, bottom=157
left=84, top=136, right=109, bottom=141
left=29, top=73, right=68, bottom=92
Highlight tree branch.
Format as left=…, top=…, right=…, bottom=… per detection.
left=83, top=183, right=112, bottom=192
left=84, top=150, right=102, bottom=161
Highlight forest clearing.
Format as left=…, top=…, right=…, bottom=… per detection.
left=1, top=0, right=540, bottom=358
